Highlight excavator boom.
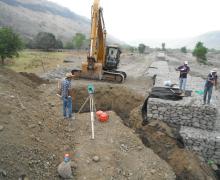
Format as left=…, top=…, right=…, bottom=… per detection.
left=89, top=0, right=106, bottom=64
left=72, top=0, right=126, bottom=83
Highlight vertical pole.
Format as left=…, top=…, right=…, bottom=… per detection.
left=41, top=59, right=45, bottom=72
left=90, top=94, right=95, bottom=139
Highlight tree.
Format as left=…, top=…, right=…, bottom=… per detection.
left=0, top=27, right=23, bottom=65
left=55, top=39, right=63, bottom=49
left=138, top=43, right=146, bottom=54
left=192, top=42, right=207, bottom=63
left=119, top=45, right=136, bottom=53
left=72, top=33, right=86, bottom=49
left=64, top=41, right=74, bottom=49
left=180, top=46, right=187, bottom=53
left=34, top=32, right=56, bottom=51
left=162, top=42, right=166, bottom=51
left=129, top=46, right=135, bottom=53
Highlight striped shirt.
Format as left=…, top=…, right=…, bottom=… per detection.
left=61, top=78, right=71, bottom=98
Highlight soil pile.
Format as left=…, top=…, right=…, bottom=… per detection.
left=19, top=72, right=49, bottom=85
left=0, top=68, right=73, bottom=179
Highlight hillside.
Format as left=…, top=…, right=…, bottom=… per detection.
left=0, top=0, right=90, bottom=42
left=189, top=31, right=220, bottom=50
left=130, top=31, right=220, bottom=50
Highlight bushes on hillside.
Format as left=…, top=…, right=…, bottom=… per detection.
left=27, top=32, right=89, bottom=50
left=26, top=32, right=64, bottom=50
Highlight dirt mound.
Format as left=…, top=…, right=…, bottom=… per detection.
left=0, top=68, right=71, bottom=179
left=19, top=72, right=49, bottom=85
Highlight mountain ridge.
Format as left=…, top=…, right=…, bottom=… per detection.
left=0, top=0, right=89, bottom=23
left=129, top=31, right=220, bottom=50
left=0, top=0, right=90, bottom=42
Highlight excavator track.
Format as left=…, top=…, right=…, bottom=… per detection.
left=102, top=70, right=126, bottom=83
left=72, top=69, right=126, bottom=83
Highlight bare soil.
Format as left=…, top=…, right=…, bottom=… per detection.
left=0, top=51, right=219, bottom=179
left=69, top=111, right=175, bottom=180
left=0, top=66, right=175, bottom=180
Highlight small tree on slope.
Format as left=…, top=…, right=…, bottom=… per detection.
left=192, top=42, right=208, bottom=64
left=0, top=27, right=23, bottom=65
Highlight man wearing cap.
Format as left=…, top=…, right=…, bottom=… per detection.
left=176, top=61, right=190, bottom=93
left=203, top=68, right=218, bottom=105
left=60, top=73, right=74, bottom=119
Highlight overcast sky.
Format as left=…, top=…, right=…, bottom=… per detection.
left=48, top=0, right=220, bottom=42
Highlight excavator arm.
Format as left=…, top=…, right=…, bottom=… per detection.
left=76, top=0, right=126, bottom=83
left=89, top=0, right=106, bottom=65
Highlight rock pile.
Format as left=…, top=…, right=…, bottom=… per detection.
left=147, top=98, right=217, bottom=131
left=180, top=126, right=220, bottom=164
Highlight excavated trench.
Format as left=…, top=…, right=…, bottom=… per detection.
left=70, top=84, right=143, bottom=126
left=70, top=84, right=218, bottom=180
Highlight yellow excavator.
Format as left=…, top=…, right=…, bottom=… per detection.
left=72, top=0, right=126, bottom=83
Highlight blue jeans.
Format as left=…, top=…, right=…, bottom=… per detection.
left=203, top=85, right=213, bottom=104
left=63, top=96, right=72, bottom=118
left=179, top=78, right=187, bottom=91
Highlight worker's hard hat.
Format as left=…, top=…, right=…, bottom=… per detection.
left=211, top=68, right=217, bottom=73
left=184, top=61, right=188, bottom=65
left=65, top=72, right=74, bottom=78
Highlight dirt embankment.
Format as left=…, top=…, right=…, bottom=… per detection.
left=19, top=72, right=49, bottom=85
left=0, top=68, right=76, bottom=179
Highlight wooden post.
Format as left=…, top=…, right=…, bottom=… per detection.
left=41, top=59, right=45, bottom=72
left=90, top=94, right=95, bottom=139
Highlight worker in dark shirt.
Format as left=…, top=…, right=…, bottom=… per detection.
left=60, top=73, right=74, bottom=119
left=203, top=68, right=218, bottom=105
left=176, top=61, right=190, bottom=92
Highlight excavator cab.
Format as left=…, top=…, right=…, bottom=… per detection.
left=104, top=45, right=121, bottom=70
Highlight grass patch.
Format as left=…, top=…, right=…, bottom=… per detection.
left=6, top=49, right=75, bottom=73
